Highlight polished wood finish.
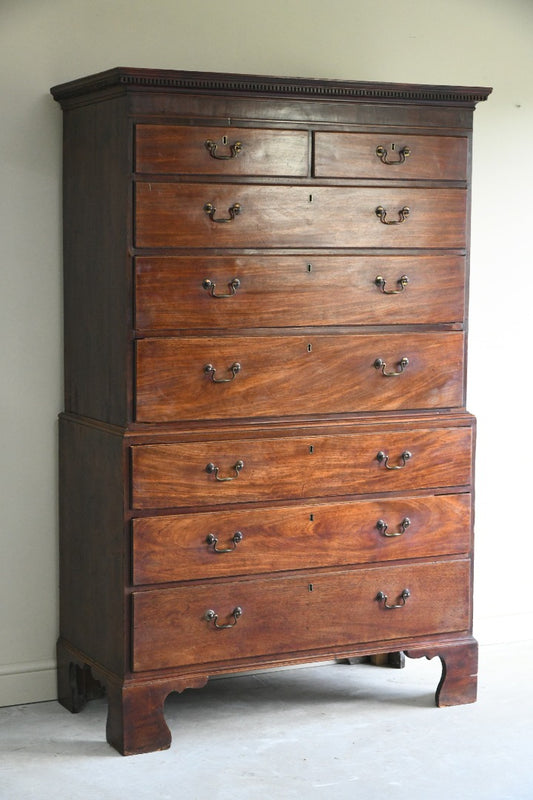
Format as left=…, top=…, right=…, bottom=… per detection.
left=132, top=560, right=471, bottom=671
left=52, top=68, right=490, bottom=754
left=135, top=124, right=309, bottom=176
left=313, top=132, right=468, bottom=180
left=130, top=423, right=473, bottom=509
left=132, top=493, right=471, bottom=584
left=135, top=331, right=465, bottom=421
left=135, top=184, right=467, bottom=249
left=135, top=254, right=466, bottom=330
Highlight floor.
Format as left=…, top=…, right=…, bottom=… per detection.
left=0, top=641, right=531, bottom=800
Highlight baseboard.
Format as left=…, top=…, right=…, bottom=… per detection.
left=475, top=612, right=533, bottom=646
left=0, top=659, right=57, bottom=707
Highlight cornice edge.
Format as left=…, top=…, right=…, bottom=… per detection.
left=51, top=67, right=493, bottom=107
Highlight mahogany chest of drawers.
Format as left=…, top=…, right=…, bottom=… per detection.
left=51, top=69, right=490, bottom=755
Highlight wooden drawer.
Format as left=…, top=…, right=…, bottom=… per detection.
left=134, top=184, right=466, bottom=249
left=130, top=424, right=473, bottom=510
left=132, top=559, right=471, bottom=671
left=135, top=331, right=464, bottom=422
left=135, top=125, right=309, bottom=177
left=132, top=493, right=471, bottom=584
left=135, top=254, right=466, bottom=331
left=314, top=132, right=468, bottom=181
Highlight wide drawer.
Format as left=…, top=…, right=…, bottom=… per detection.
left=134, top=184, right=466, bottom=249
left=130, top=425, right=473, bottom=509
left=132, top=559, right=471, bottom=671
left=134, top=254, right=466, bottom=331
left=132, top=493, right=471, bottom=584
left=314, top=132, right=468, bottom=181
left=135, top=125, right=309, bottom=177
left=135, top=331, right=464, bottom=422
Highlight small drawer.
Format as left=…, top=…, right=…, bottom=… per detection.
left=135, top=331, right=465, bottom=422
left=132, top=559, right=471, bottom=671
left=314, top=132, right=468, bottom=181
left=134, top=254, right=466, bottom=331
left=134, top=184, right=466, bottom=249
left=135, top=125, right=309, bottom=177
left=130, top=423, right=473, bottom=510
left=132, top=493, right=472, bottom=584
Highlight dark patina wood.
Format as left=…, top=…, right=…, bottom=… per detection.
left=52, top=68, right=490, bottom=754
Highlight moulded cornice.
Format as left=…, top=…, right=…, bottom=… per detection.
left=51, top=67, right=492, bottom=107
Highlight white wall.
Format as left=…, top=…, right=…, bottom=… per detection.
left=1, top=0, right=531, bottom=705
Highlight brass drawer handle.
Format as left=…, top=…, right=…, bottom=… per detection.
left=204, top=202, right=241, bottom=223
left=204, top=139, right=243, bottom=160
left=202, top=277, right=241, bottom=298
left=375, top=275, right=409, bottom=294
left=376, top=588, right=411, bottom=609
left=377, top=450, right=412, bottom=470
left=204, top=362, right=241, bottom=383
left=375, top=145, right=411, bottom=165
left=376, top=517, right=411, bottom=537
left=374, top=357, right=409, bottom=376
left=205, top=606, right=243, bottom=629
left=206, top=460, right=244, bottom=481
left=206, top=531, right=243, bottom=553
left=375, top=205, right=410, bottom=225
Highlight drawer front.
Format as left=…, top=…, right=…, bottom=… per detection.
left=132, top=559, right=471, bottom=671
left=135, top=125, right=309, bottom=177
left=132, top=493, right=471, bottom=584
left=130, top=425, right=473, bottom=509
left=314, top=132, right=468, bottom=181
left=135, top=254, right=466, bottom=331
left=135, top=332, right=464, bottom=422
left=134, top=184, right=466, bottom=249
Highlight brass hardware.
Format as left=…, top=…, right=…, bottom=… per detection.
left=205, top=606, right=242, bottom=628
left=204, top=362, right=241, bottom=383
left=375, top=145, right=411, bottom=165
left=206, top=531, right=243, bottom=553
left=206, top=460, right=244, bottom=482
left=204, top=139, right=243, bottom=160
left=375, top=206, right=410, bottom=225
left=376, top=589, right=411, bottom=609
left=376, top=517, right=411, bottom=537
left=377, top=450, right=412, bottom=470
left=375, top=275, right=409, bottom=294
left=374, top=357, right=409, bottom=376
left=202, top=277, right=240, bottom=298
left=204, top=202, right=241, bottom=223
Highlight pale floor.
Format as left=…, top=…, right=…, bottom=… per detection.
left=1, top=641, right=532, bottom=800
